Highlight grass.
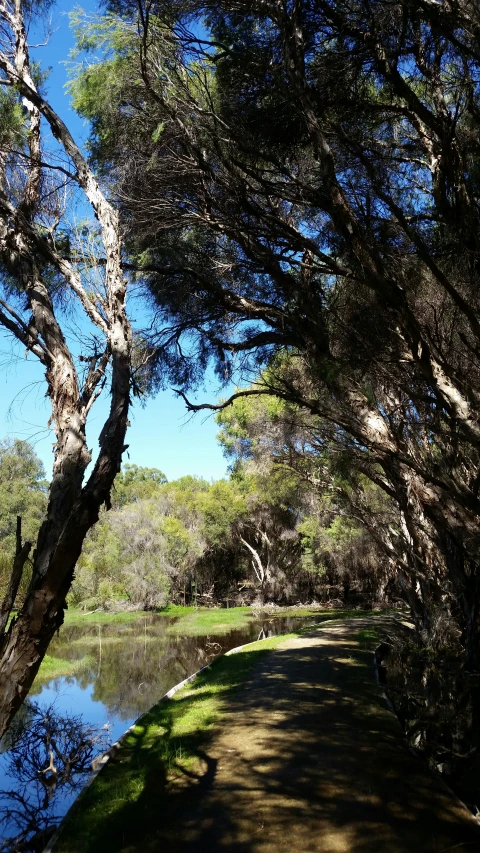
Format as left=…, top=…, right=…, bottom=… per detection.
left=53, top=613, right=394, bottom=853
left=164, top=606, right=394, bottom=636
left=165, top=606, right=254, bottom=636
left=356, top=627, right=381, bottom=644
left=62, top=605, right=398, bottom=634
left=55, top=631, right=300, bottom=853
left=63, top=610, right=149, bottom=625
left=32, top=653, right=94, bottom=686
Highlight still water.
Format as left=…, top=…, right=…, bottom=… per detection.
left=0, top=612, right=314, bottom=850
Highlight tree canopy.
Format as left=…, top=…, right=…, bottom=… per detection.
left=67, top=0, right=480, bottom=665
left=2, top=0, right=480, bottom=736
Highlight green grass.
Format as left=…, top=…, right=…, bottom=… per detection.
left=165, top=606, right=254, bottom=636
left=63, top=610, right=150, bottom=625
left=62, top=605, right=397, bottom=633
left=356, top=627, right=381, bottom=647
left=33, top=653, right=94, bottom=686
left=55, top=631, right=299, bottom=853
left=163, top=606, right=393, bottom=636
left=54, top=614, right=394, bottom=853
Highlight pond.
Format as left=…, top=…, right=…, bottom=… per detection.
left=0, top=611, right=316, bottom=851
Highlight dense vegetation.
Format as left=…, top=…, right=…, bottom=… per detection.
left=1, top=0, right=480, bottom=733
left=0, top=436, right=392, bottom=612
left=68, top=0, right=480, bottom=669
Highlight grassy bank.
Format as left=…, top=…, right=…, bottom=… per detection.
left=63, top=604, right=385, bottom=632
left=63, top=610, right=149, bottom=625
left=53, top=615, right=390, bottom=853
left=55, top=631, right=299, bottom=853
left=33, top=653, right=94, bottom=687
left=165, top=605, right=253, bottom=635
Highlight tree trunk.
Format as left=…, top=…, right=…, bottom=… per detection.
left=0, top=0, right=133, bottom=737
left=0, top=517, right=31, bottom=636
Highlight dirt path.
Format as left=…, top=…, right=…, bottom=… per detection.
left=143, top=618, right=479, bottom=853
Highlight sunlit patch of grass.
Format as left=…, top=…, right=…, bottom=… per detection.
left=55, top=631, right=300, bottom=853
left=32, top=653, right=94, bottom=687
left=356, top=628, right=381, bottom=647
left=64, top=610, right=149, bottom=625
left=165, top=606, right=254, bottom=636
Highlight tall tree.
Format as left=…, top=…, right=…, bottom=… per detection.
left=70, top=0, right=480, bottom=663
left=0, top=0, right=134, bottom=737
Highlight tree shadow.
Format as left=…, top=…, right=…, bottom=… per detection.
left=58, top=620, right=480, bottom=853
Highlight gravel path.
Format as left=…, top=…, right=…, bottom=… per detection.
left=147, top=618, right=480, bottom=853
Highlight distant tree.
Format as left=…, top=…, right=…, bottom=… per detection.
left=71, top=477, right=208, bottom=610
left=216, top=383, right=398, bottom=606
left=0, top=439, right=47, bottom=554
left=0, top=439, right=48, bottom=602
left=111, top=464, right=167, bottom=508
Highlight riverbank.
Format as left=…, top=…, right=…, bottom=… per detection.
left=35, top=606, right=379, bottom=685
left=53, top=615, right=479, bottom=853
left=53, top=629, right=301, bottom=853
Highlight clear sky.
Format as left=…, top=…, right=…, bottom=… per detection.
left=0, top=0, right=230, bottom=483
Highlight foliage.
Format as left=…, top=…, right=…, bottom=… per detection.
left=0, top=439, right=48, bottom=553
left=0, top=440, right=48, bottom=601
left=67, top=0, right=480, bottom=665
left=111, top=464, right=167, bottom=509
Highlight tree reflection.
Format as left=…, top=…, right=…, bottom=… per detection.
left=0, top=703, right=110, bottom=852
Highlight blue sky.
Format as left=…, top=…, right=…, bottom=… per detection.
left=0, top=0, right=230, bottom=483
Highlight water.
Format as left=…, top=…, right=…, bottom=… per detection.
left=0, top=612, right=314, bottom=850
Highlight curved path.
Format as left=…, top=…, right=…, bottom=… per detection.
left=144, top=618, right=479, bottom=853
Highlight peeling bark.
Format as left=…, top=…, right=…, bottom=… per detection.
left=0, top=0, right=133, bottom=737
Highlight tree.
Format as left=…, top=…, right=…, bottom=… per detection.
left=216, top=386, right=394, bottom=606
left=71, top=0, right=480, bottom=664
left=0, top=0, right=134, bottom=738
left=71, top=475, right=209, bottom=609
left=0, top=439, right=47, bottom=555
left=111, top=464, right=167, bottom=508
left=0, top=439, right=48, bottom=603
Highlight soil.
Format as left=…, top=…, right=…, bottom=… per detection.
left=136, top=618, right=480, bottom=852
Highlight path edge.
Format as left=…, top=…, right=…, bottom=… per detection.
left=42, top=630, right=295, bottom=853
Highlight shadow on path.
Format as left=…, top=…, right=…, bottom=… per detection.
left=61, top=618, right=480, bottom=853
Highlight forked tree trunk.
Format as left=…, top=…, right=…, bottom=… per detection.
left=0, top=0, right=133, bottom=738
left=0, top=338, right=131, bottom=738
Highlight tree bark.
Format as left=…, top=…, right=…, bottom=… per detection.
left=0, top=0, right=133, bottom=738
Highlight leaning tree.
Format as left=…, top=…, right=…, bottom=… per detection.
left=0, top=0, right=134, bottom=737
left=71, top=0, right=480, bottom=664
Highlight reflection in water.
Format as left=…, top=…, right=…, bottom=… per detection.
left=0, top=614, right=313, bottom=848
left=0, top=703, right=110, bottom=852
